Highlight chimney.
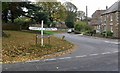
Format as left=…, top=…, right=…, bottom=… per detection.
left=106, top=6, right=108, bottom=10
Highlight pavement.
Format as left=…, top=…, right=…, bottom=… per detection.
left=1, top=33, right=119, bottom=71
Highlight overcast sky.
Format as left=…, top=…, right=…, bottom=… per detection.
left=30, top=0, right=118, bottom=17
left=59, top=0, right=119, bottom=17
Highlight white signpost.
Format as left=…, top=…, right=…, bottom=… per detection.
left=41, top=20, right=44, bottom=46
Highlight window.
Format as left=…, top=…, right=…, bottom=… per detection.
left=100, top=16, right=102, bottom=23
left=115, top=22, right=119, bottom=27
left=110, top=23, right=113, bottom=25
left=104, top=16, right=106, bottom=21
left=107, top=15, right=109, bottom=18
left=104, top=25, right=106, bottom=31
left=97, top=25, right=99, bottom=30
left=110, top=15, right=113, bottom=21
left=104, top=23, right=106, bottom=25
left=99, top=25, right=100, bottom=29
left=110, top=25, right=113, bottom=32
left=116, top=13, right=118, bottom=22
left=104, top=15, right=107, bottom=23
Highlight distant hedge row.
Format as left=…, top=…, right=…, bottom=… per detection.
left=2, top=24, right=20, bottom=30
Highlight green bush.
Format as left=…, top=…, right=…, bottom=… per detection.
left=74, top=24, right=82, bottom=31
left=101, top=31, right=113, bottom=37
left=65, top=22, right=74, bottom=28
left=106, top=31, right=113, bottom=37
left=101, top=31, right=106, bottom=37
left=74, top=21, right=93, bottom=34
left=14, top=17, right=32, bottom=30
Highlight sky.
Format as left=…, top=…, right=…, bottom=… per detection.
left=29, top=0, right=118, bottom=17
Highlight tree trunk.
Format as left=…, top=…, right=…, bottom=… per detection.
left=4, top=15, right=8, bottom=23
left=2, top=10, right=8, bottom=23
left=11, top=10, right=14, bottom=23
left=20, top=24, right=22, bottom=31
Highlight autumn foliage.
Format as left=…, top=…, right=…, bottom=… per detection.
left=2, top=31, right=73, bottom=64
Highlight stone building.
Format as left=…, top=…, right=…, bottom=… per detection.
left=101, top=0, right=120, bottom=38
left=90, top=10, right=105, bottom=33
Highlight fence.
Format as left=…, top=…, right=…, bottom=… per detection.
left=35, top=34, right=51, bottom=46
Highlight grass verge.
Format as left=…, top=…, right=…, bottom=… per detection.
left=2, top=30, right=73, bottom=64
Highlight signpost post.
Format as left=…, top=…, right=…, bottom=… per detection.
left=41, top=20, right=44, bottom=46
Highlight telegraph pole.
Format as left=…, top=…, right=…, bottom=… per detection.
left=86, top=6, right=88, bottom=25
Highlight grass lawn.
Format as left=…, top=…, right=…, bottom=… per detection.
left=29, top=30, right=66, bottom=35
left=35, top=30, right=56, bottom=35
left=2, top=30, right=73, bottom=64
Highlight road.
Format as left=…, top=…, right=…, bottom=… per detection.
left=2, top=33, right=119, bottom=71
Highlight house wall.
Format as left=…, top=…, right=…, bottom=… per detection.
left=101, top=15, right=107, bottom=32
left=93, top=25, right=97, bottom=30
left=101, top=12, right=120, bottom=38
left=91, top=10, right=105, bottom=32
left=117, top=12, right=120, bottom=38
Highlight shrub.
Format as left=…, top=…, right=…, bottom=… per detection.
left=74, top=21, right=93, bottom=34
left=74, top=24, right=82, bottom=31
left=101, top=31, right=106, bottom=37
left=106, top=31, right=113, bottom=37
left=14, top=17, right=32, bottom=30
left=65, top=22, right=74, bottom=28
left=74, top=21, right=86, bottom=31
left=101, top=31, right=113, bottom=37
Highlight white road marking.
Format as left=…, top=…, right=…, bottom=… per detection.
left=58, top=57, right=72, bottom=60
left=101, top=52, right=111, bottom=55
left=75, top=55, right=87, bottom=58
left=44, top=58, right=56, bottom=61
left=105, top=41, right=120, bottom=44
left=89, top=54, right=99, bottom=56
left=64, top=57, right=72, bottom=59
left=25, top=51, right=118, bottom=63
left=105, top=41, right=109, bottom=43
left=112, top=51, right=118, bottom=53
left=26, top=60, right=40, bottom=63
left=114, top=42, right=120, bottom=45
left=62, top=57, right=72, bottom=59
left=59, top=58, right=65, bottom=60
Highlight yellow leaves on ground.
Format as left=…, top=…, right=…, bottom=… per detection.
left=2, top=30, right=73, bottom=64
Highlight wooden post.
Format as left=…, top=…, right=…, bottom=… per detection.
left=62, top=35, right=65, bottom=40
left=36, top=34, right=37, bottom=46
left=41, top=20, right=44, bottom=46
left=48, top=36, right=50, bottom=45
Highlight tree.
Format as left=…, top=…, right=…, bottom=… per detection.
left=9, top=2, right=22, bottom=23
left=2, top=2, right=9, bottom=23
left=63, top=2, right=77, bottom=28
left=2, top=2, right=31, bottom=23
left=76, top=11, right=85, bottom=21
left=2, top=2, right=67, bottom=28
left=35, top=2, right=67, bottom=27
left=74, top=21, right=93, bottom=35
left=35, top=0, right=57, bottom=2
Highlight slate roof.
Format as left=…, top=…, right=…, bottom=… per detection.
left=92, top=10, right=105, bottom=17
left=91, top=10, right=105, bottom=26
left=102, top=0, right=120, bottom=15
